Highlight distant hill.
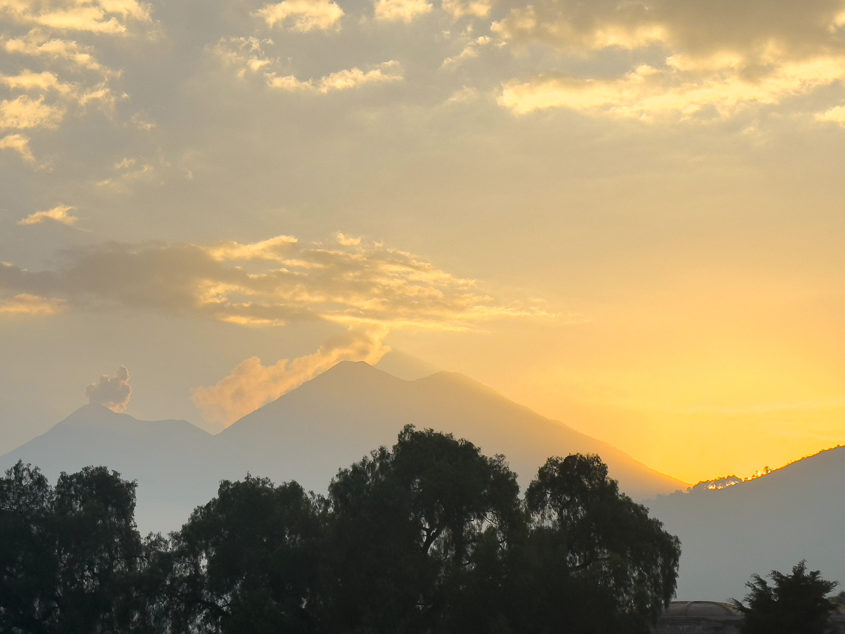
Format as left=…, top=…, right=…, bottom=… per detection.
left=1, top=361, right=685, bottom=533
left=0, top=403, right=219, bottom=532
left=647, top=445, right=845, bottom=602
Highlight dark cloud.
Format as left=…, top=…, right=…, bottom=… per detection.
left=0, top=234, right=545, bottom=329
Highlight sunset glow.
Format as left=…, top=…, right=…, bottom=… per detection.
left=2, top=0, right=844, bottom=485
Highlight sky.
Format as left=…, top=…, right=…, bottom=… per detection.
left=1, top=0, right=845, bottom=484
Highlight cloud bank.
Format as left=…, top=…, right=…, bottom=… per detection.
left=0, top=233, right=548, bottom=425
left=494, top=0, right=845, bottom=120
left=0, top=233, right=541, bottom=329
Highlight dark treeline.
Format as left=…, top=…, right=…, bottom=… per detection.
left=0, top=425, right=681, bottom=633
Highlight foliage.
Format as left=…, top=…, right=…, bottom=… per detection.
left=165, top=475, right=321, bottom=633
left=0, top=463, right=146, bottom=633
left=319, top=425, right=523, bottom=633
left=521, top=454, right=681, bottom=633
left=733, top=561, right=839, bottom=634
left=0, top=427, right=684, bottom=633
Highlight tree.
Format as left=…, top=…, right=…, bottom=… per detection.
left=521, top=454, right=681, bottom=634
left=51, top=466, right=146, bottom=632
left=318, top=425, right=523, bottom=634
left=0, top=462, right=146, bottom=633
left=0, top=462, right=56, bottom=633
left=733, top=561, right=839, bottom=634
left=166, top=475, right=321, bottom=633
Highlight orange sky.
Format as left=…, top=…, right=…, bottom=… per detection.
left=2, top=0, right=845, bottom=484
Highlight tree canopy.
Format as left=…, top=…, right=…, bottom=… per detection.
left=733, top=561, right=839, bottom=634
left=0, top=425, right=682, bottom=633
left=0, top=463, right=146, bottom=633
left=519, top=454, right=680, bottom=633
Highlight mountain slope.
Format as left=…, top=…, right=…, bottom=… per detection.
left=647, top=446, right=845, bottom=601
left=0, top=403, right=219, bottom=532
left=2, top=362, right=686, bottom=533
left=219, top=361, right=685, bottom=499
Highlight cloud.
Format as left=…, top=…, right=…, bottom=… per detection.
left=0, top=8, right=144, bottom=150
left=441, top=35, right=491, bottom=68
left=0, top=95, right=64, bottom=130
left=0, top=293, right=66, bottom=315
left=254, top=0, right=344, bottom=32
left=212, top=36, right=276, bottom=78
left=85, top=365, right=132, bottom=412
left=17, top=204, right=79, bottom=226
left=0, top=70, right=75, bottom=95
left=95, top=158, right=156, bottom=190
left=441, top=0, right=491, bottom=20
left=212, top=37, right=403, bottom=94
left=207, top=234, right=299, bottom=261
left=493, top=0, right=845, bottom=120
left=0, top=71, right=114, bottom=115
left=192, top=327, right=389, bottom=426
left=0, top=233, right=548, bottom=330
left=374, top=0, right=433, bottom=24
left=816, top=104, right=845, bottom=124
left=499, top=56, right=845, bottom=118
left=1, top=30, right=110, bottom=73
left=0, top=133, right=35, bottom=162
left=0, top=0, right=152, bottom=34
left=266, top=60, right=403, bottom=93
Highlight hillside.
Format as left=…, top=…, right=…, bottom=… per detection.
left=647, top=445, right=845, bottom=601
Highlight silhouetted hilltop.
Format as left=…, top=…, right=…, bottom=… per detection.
left=1, top=403, right=217, bottom=531
left=648, top=445, right=845, bottom=601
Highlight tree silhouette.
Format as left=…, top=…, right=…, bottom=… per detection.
left=0, top=462, right=56, bottom=632
left=165, top=475, right=321, bottom=633
left=0, top=429, right=684, bottom=633
left=521, top=454, right=681, bottom=633
left=733, top=561, right=838, bottom=634
left=0, top=462, right=145, bottom=633
left=318, top=425, right=523, bottom=633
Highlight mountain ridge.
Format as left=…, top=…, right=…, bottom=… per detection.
left=647, top=444, right=845, bottom=601
left=2, top=361, right=842, bottom=600
left=2, top=361, right=684, bottom=530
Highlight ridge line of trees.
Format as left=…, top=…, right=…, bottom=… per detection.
left=1, top=425, right=681, bottom=633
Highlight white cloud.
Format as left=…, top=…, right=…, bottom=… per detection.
left=494, top=0, right=845, bottom=121
left=441, top=34, right=491, bottom=68
left=266, top=60, right=403, bottom=93
left=0, top=293, right=66, bottom=315
left=193, top=327, right=389, bottom=426
left=500, top=55, right=845, bottom=119
left=0, top=133, right=35, bottom=162
left=207, top=235, right=299, bottom=261
left=0, top=0, right=152, bottom=34
left=17, top=204, right=79, bottom=226
left=374, top=0, right=433, bottom=24
left=815, top=104, right=845, bottom=124
left=0, top=95, right=64, bottom=130
left=212, top=36, right=276, bottom=78
left=254, top=0, right=344, bottom=32
left=1, top=30, right=109, bottom=73
left=85, top=365, right=132, bottom=412
left=441, top=0, right=491, bottom=20
left=0, top=70, right=75, bottom=95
